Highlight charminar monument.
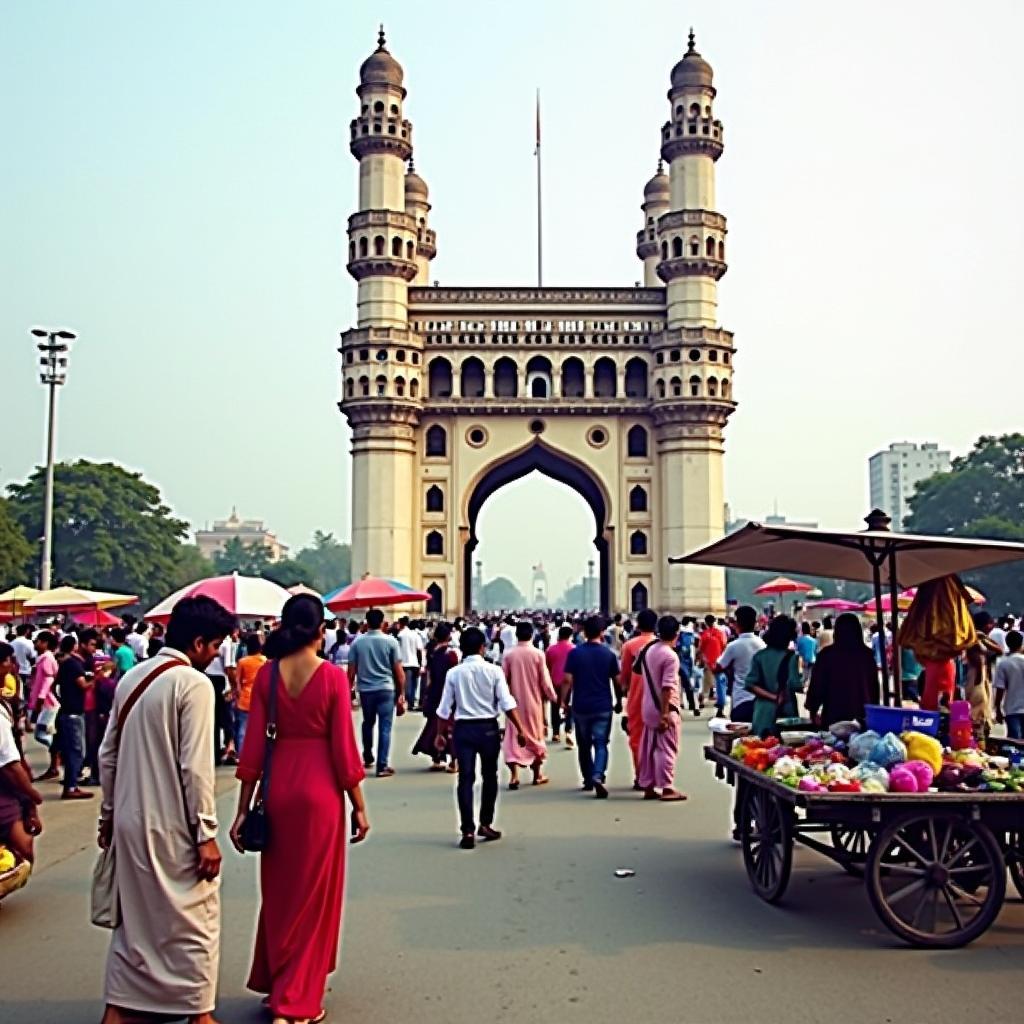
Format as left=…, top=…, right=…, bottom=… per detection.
left=340, top=28, right=735, bottom=615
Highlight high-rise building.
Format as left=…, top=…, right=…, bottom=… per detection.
left=868, top=442, right=951, bottom=528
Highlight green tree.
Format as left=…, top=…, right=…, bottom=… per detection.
left=0, top=497, right=32, bottom=588
left=169, top=544, right=215, bottom=590
left=6, top=460, right=188, bottom=603
left=905, top=433, right=1024, bottom=612
left=262, top=556, right=319, bottom=589
left=212, top=538, right=273, bottom=576
left=293, top=531, right=351, bottom=592
left=479, top=576, right=525, bottom=611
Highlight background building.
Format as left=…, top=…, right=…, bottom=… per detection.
left=725, top=504, right=819, bottom=535
left=868, top=442, right=951, bottom=528
left=195, top=508, right=290, bottom=562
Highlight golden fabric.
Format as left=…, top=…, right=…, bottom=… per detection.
left=897, top=575, right=977, bottom=661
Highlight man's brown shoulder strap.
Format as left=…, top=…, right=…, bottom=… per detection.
left=115, top=656, right=187, bottom=748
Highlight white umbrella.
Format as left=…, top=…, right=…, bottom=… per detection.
left=145, top=573, right=291, bottom=624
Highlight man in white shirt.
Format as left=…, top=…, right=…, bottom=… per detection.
left=435, top=627, right=531, bottom=849
left=11, top=624, right=36, bottom=698
left=716, top=606, right=766, bottom=724
left=206, top=630, right=238, bottom=764
left=994, top=629, right=1024, bottom=739
left=127, top=622, right=148, bottom=662
left=498, top=617, right=517, bottom=663
left=396, top=616, right=425, bottom=710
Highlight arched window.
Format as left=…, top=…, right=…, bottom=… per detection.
left=425, top=530, right=444, bottom=556
left=373, top=100, right=384, bottom=113
left=706, top=236, right=716, bottom=257
left=689, top=102, right=700, bottom=117
left=689, top=375, right=701, bottom=397
left=672, top=237, right=683, bottom=258
left=426, top=484, right=444, bottom=513
left=390, top=103, right=399, bottom=115
left=526, top=355, right=552, bottom=399
left=689, top=235, right=700, bottom=256
left=358, top=237, right=368, bottom=258
left=593, top=357, right=617, bottom=398
left=675, top=104, right=683, bottom=118
left=374, top=235, right=385, bottom=256
left=656, top=379, right=666, bottom=399
left=348, top=241, right=355, bottom=262
left=391, top=236, right=402, bottom=257
left=630, top=530, right=648, bottom=556
left=721, top=378, right=731, bottom=399
left=410, top=378, right=419, bottom=398
left=375, top=375, right=387, bottom=396
left=395, top=375, right=406, bottom=397
left=359, top=375, right=369, bottom=396
left=671, top=376, right=682, bottom=397
left=406, top=240, right=415, bottom=259
left=460, top=356, right=485, bottom=398
left=426, top=424, right=447, bottom=457
left=718, top=240, right=725, bottom=261
left=345, top=378, right=354, bottom=398
left=661, top=240, right=668, bottom=261
left=708, top=376, right=718, bottom=398
left=428, top=357, right=453, bottom=398
left=561, top=356, right=585, bottom=398
left=494, top=356, right=518, bottom=398
left=631, top=581, right=649, bottom=612
left=627, top=424, right=648, bottom=458
left=426, top=582, right=443, bottom=613
left=629, top=485, right=648, bottom=513
left=624, top=357, right=648, bottom=398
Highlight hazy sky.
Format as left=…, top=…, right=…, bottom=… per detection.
left=4, top=1, right=1023, bottom=598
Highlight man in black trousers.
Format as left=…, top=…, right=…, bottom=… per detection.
left=435, top=627, right=532, bottom=849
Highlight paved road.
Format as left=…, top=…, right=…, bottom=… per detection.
left=3, top=713, right=1023, bottom=1023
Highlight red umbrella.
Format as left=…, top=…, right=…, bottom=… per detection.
left=753, top=575, right=814, bottom=612
left=70, top=608, right=123, bottom=627
left=324, top=576, right=430, bottom=613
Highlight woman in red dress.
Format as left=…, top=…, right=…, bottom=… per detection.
left=231, top=594, right=369, bottom=1024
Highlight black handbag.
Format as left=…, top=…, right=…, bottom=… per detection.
left=239, top=662, right=279, bottom=853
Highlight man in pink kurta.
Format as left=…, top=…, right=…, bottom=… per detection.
left=502, top=622, right=557, bottom=787
left=634, top=615, right=686, bottom=801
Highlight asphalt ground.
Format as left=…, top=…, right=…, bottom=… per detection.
left=2, top=710, right=1022, bottom=1023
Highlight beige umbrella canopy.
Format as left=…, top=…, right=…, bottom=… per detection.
left=24, top=586, right=138, bottom=613
left=0, top=586, right=40, bottom=617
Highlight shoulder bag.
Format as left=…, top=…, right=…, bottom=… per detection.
left=637, top=640, right=681, bottom=717
left=91, top=655, right=186, bottom=929
left=239, top=662, right=280, bottom=853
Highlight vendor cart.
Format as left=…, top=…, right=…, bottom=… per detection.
left=706, top=745, right=1024, bottom=948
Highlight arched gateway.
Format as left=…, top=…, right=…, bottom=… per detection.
left=339, top=29, right=736, bottom=615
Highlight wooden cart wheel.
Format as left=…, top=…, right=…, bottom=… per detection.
left=830, top=825, right=873, bottom=877
left=866, top=812, right=1006, bottom=948
left=740, top=787, right=793, bottom=904
left=1006, top=830, right=1024, bottom=900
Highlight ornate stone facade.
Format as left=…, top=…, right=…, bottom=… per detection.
left=339, top=28, right=736, bottom=614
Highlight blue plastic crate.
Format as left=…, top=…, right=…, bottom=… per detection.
left=865, top=704, right=940, bottom=737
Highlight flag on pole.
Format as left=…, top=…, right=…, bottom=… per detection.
left=534, top=88, right=540, bottom=155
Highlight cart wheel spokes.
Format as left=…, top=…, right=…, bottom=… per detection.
left=866, top=813, right=1005, bottom=948
left=741, top=788, right=793, bottom=904
left=830, top=825, right=873, bottom=877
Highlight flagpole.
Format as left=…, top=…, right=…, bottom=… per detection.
left=535, top=88, right=542, bottom=287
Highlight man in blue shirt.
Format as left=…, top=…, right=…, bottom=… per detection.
left=561, top=616, right=621, bottom=798
left=796, top=621, right=818, bottom=689
left=348, top=609, right=405, bottom=776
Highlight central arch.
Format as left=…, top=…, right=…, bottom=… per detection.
left=463, top=441, right=611, bottom=611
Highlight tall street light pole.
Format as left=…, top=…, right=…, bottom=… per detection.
left=30, top=327, right=77, bottom=590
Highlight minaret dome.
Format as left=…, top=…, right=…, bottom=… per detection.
left=643, top=162, right=670, bottom=201
left=359, top=25, right=405, bottom=91
left=670, top=28, right=714, bottom=92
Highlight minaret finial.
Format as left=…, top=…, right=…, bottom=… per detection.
left=408, top=155, right=415, bottom=172
left=657, top=157, right=664, bottom=174
left=687, top=27, right=696, bottom=53
left=378, top=24, right=386, bottom=49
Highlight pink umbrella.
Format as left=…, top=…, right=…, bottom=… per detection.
left=324, top=575, right=430, bottom=613
left=70, top=608, right=123, bottom=627
left=803, top=598, right=863, bottom=612
left=145, top=573, right=291, bottom=624
left=860, top=585, right=985, bottom=613
left=753, top=575, right=814, bottom=611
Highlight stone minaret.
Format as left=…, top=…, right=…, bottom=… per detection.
left=652, top=30, right=735, bottom=612
left=635, top=160, right=670, bottom=287
left=340, top=28, right=432, bottom=581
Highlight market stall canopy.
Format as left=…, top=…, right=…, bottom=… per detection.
left=669, top=518, right=1024, bottom=589
left=753, top=576, right=814, bottom=596
left=145, top=573, right=291, bottom=624
left=24, top=586, right=137, bottom=613
left=324, top=576, right=430, bottom=613
left=0, top=585, right=41, bottom=617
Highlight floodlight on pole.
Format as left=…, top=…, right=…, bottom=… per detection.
left=30, top=326, right=78, bottom=590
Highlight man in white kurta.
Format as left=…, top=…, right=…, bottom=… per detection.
left=98, top=643, right=223, bottom=1021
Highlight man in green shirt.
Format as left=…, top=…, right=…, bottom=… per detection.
left=110, top=627, right=137, bottom=679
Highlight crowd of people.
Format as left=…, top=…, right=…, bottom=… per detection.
left=3, top=595, right=1024, bottom=1023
